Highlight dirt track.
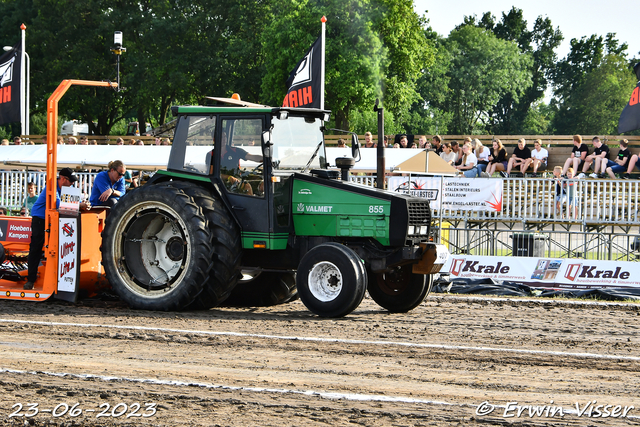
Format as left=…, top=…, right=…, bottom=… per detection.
left=0, top=294, right=639, bottom=426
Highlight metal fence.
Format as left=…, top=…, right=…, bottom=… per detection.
left=350, top=174, right=640, bottom=226
left=0, top=171, right=98, bottom=212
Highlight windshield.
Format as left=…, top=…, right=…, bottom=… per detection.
left=271, top=116, right=325, bottom=170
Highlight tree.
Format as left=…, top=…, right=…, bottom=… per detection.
left=551, top=34, right=635, bottom=134
left=443, top=25, right=532, bottom=134
left=461, top=8, right=563, bottom=134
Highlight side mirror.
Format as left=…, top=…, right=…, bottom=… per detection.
left=262, top=130, right=272, bottom=158
left=351, top=134, right=360, bottom=159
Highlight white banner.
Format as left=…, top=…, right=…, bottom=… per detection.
left=58, top=217, right=78, bottom=292
left=388, top=176, right=502, bottom=211
left=443, top=255, right=640, bottom=289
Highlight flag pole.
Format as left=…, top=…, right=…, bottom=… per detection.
left=20, top=23, right=26, bottom=136
left=320, top=16, right=326, bottom=111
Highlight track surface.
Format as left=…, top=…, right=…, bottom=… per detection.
left=0, top=294, right=639, bottom=426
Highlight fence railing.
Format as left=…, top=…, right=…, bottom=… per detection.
left=350, top=175, right=640, bottom=226
left=0, top=171, right=98, bottom=213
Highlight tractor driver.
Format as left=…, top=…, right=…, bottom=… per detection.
left=220, top=132, right=263, bottom=196
left=24, top=168, right=90, bottom=290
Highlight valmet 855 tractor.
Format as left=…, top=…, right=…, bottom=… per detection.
left=102, top=97, right=448, bottom=317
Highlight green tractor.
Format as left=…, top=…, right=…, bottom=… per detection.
left=102, top=98, right=448, bottom=317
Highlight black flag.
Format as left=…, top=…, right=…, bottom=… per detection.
left=618, top=63, right=640, bottom=134
left=0, top=43, right=21, bottom=126
left=282, top=36, right=322, bottom=109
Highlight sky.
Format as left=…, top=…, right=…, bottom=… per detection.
left=413, top=0, right=639, bottom=60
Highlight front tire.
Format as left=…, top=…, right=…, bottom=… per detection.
left=102, top=183, right=213, bottom=311
left=367, top=265, right=432, bottom=313
left=297, top=243, right=366, bottom=317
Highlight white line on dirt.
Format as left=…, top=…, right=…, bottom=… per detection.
left=3, top=367, right=638, bottom=420
left=0, top=367, right=455, bottom=406
left=1, top=318, right=639, bottom=362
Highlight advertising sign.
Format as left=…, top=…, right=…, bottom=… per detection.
left=443, top=255, right=640, bottom=289
left=60, top=186, right=82, bottom=216
left=58, top=217, right=78, bottom=292
left=388, top=177, right=502, bottom=211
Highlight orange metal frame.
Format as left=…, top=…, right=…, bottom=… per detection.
left=0, top=80, right=116, bottom=301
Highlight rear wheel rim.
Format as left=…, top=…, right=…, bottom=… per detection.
left=113, top=202, right=191, bottom=299
left=307, top=261, right=342, bottom=302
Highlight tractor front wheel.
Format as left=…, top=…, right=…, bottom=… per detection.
left=297, top=243, right=366, bottom=317
left=367, top=265, right=432, bottom=313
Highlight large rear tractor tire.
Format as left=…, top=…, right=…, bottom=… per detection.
left=223, top=271, right=297, bottom=307
left=165, top=181, right=241, bottom=309
left=296, top=243, right=366, bottom=317
left=367, top=265, right=432, bottom=313
left=102, top=183, right=213, bottom=310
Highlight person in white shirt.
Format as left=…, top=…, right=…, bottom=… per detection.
left=455, top=143, right=478, bottom=177
left=473, top=139, right=490, bottom=175
left=439, top=142, right=457, bottom=165
left=525, top=139, right=549, bottom=177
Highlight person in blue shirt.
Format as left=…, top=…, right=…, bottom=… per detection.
left=89, top=160, right=127, bottom=207
left=24, top=168, right=90, bottom=290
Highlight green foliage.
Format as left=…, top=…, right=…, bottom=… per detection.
left=552, top=34, right=635, bottom=134
left=443, top=25, right=533, bottom=134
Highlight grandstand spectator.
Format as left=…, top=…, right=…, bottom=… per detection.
left=562, top=135, right=588, bottom=175
left=451, top=141, right=463, bottom=166
left=439, top=142, right=456, bottom=165
left=473, top=139, right=489, bottom=175
left=57, top=136, right=64, bottom=145
left=486, top=139, right=508, bottom=177
left=336, top=138, right=347, bottom=148
left=563, top=168, right=579, bottom=219
left=13, top=136, right=21, bottom=145
left=79, top=136, right=89, bottom=145
left=526, top=139, right=549, bottom=177
left=115, top=137, right=124, bottom=145
left=1, top=139, right=8, bottom=145
left=161, top=138, right=171, bottom=145
left=578, top=137, right=608, bottom=178
left=363, top=132, right=374, bottom=148
left=432, top=135, right=443, bottom=155
left=67, top=137, right=77, bottom=145
left=417, top=135, right=430, bottom=149
left=398, top=134, right=409, bottom=148
left=603, top=139, right=631, bottom=179
left=0, top=207, right=6, bottom=215
left=455, top=143, right=478, bottom=178
left=552, top=166, right=565, bottom=216
left=505, top=138, right=531, bottom=176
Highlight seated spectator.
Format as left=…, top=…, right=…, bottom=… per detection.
left=410, top=142, right=418, bottom=148
left=115, top=137, right=124, bottom=145
left=578, top=136, right=608, bottom=178
left=136, top=139, right=144, bottom=145
left=79, top=136, right=89, bottom=145
left=161, top=138, right=171, bottom=145
left=455, top=143, right=478, bottom=177
left=398, top=134, right=409, bottom=148
left=383, top=135, right=389, bottom=147
left=473, top=139, right=489, bottom=175
left=336, top=138, right=347, bottom=148
left=0, top=139, right=8, bottom=145
left=90, top=139, right=98, bottom=145
left=486, top=139, right=508, bottom=177
left=89, top=160, right=127, bottom=207
left=13, top=136, right=21, bottom=145
left=57, top=136, right=64, bottom=145
left=124, top=169, right=138, bottom=189
left=67, top=137, right=77, bottom=145
left=19, top=206, right=28, bottom=217
left=0, top=207, right=6, bottom=215
left=23, top=182, right=38, bottom=212
left=562, top=134, right=588, bottom=175
left=505, top=138, right=531, bottom=176
left=439, top=142, right=456, bottom=165
left=363, top=132, right=374, bottom=148
left=526, top=139, right=549, bottom=177
left=392, top=143, right=401, bottom=148
left=432, top=135, right=443, bottom=155
left=451, top=141, right=463, bottom=166
left=154, top=137, right=162, bottom=146
left=417, top=135, right=430, bottom=149
left=604, top=139, right=631, bottom=179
